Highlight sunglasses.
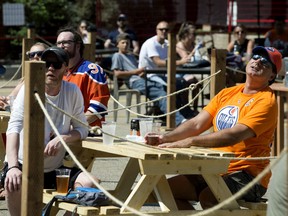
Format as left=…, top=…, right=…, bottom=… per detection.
left=118, top=18, right=126, bottom=22
left=26, top=51, right=43, bottom=59
left=157, top=28, right=169, bottom=32
left=252, top=55, right=272, bottom=68
left=45, top=61, right=63, bottom=69
left=235, top=30, right=245, bottom=35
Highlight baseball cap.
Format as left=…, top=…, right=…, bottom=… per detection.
left=41, top=46, right=69, bottom=66
left=118, top=14, right=127, bottom=21
left=252, top=46, right=282, bottom=73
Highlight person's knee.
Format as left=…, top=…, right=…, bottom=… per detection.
left=74, top=172, right=100, bottom=188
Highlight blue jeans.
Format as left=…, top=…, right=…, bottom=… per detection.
left=131, top=78, right=185, bottom=125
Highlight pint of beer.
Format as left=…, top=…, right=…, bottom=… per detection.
left=55, top=169, right=71, bottom=193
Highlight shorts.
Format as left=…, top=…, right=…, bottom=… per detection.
left=1, top=162, right=81, bottom=190
left=186, top=170, right=267, bottom=202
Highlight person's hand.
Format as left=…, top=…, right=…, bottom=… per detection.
left=5, top=167, right=22, bottom=192
left=158, top=138, right=192, bottom=148
left=44, top=137, right=61, bottom=156
left=138, top=67, right=146, bottom=77
left=0, top=96, right=9, bottom=111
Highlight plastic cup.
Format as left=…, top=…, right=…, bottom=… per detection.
left=102, top=121, right=116, bottom=145
left=55, top=169, right=71, bottom=193
left=139, top=118, right=153, bottom=138
left=146, top=134, right=160, bottom=146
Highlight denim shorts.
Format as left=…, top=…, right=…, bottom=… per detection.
left=186, top=170, right=266, bottom=202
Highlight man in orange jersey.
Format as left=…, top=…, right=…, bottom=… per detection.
left=56, top=27, right=110, bottom=127
left=155, top=46, right=282, bottom=209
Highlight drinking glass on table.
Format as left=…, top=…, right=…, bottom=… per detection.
left=139, top=118, right=153, bottom=138
left=102, top=121, right=116, bottom=145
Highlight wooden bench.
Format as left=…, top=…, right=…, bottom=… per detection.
left=43, top=189, right=120, bottom=216
left=238, top=199, right=267, bottom=210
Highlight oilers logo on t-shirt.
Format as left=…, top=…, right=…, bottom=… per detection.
left=216, top=106, right=239, bottom=131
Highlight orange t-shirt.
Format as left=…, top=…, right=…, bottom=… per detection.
left=204, top=84, right=277, bottom=188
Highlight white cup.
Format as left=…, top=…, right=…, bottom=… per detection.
left=102, top=121, right=116, bottom=145
left=139, top=118, right=153, bottom=138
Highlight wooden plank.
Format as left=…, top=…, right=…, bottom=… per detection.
left=167, top=31, right=177, bottom=129
left=21, top=38, right=34, bottom=77
left=202, top=173, right=240, bottom=210
left=22, top=61, right=45, bottom=216
left=210, top=49, right=227, bottom=98
left=121, top=175, right=161, bottom=212
left=154, top=175, right=178, bottom=211
left=139, top=159, right=230, bottom=175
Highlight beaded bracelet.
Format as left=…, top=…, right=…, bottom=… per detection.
left=7, top=166, right=21, bottom=173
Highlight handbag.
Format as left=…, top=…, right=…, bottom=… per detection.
left=42, top=187, right=111, bottom=216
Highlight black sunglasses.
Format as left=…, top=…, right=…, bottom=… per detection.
left=157, top=28, right=169, bottom=32
left=45, top=61, right=63, bottom=69
left=252, top=55, right=272, bottom=68
left=27, top=51, right=43, bottom=59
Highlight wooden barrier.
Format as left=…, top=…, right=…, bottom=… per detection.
left=21, top=61, right=45, bottom=215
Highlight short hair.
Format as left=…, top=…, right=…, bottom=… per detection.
left=57, top=27, right=85, bottom=57
left=116, top=33, right=131, bottom=44
left=32, top=42, right=49, bottom=50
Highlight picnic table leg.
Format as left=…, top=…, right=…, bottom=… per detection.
left=202, top=173, right=240, bottom=210
left=154, top=175, right=178, bottom=211
left=113, top=158, right=140, bottom=201
left=121, top=175, right=161, bottom=213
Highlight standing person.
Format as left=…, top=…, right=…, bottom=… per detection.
left=4, top=47, right=99, bottom=216
left=152, top=46, right=281, bottom=209
left=56, top=27, right=110, bottom=127
left=104, top=14, right=139, bottom=54
left=266, top=154, right=288, bottom=216
left=112, top=33, right=187, bottom=126
left=139, top=21, right=197, bottom=119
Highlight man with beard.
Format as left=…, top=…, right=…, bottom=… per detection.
left=56, top=28, right=110, bottom=127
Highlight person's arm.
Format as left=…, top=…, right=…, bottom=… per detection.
left=152, top=56, right=190, bottom=67
left=104, top=39, right=112, bottom=48
left=132, top=40, right=140, bottom=54
left=227, top=41, right=235, bottom=52
left=114, top=67, right=145, bottom=78
left=159, top=123, right=255, bottom=148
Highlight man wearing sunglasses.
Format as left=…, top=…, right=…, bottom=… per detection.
left=56, top=27, right=110, bottom=128
left=4, top=47, right=99, bottom=216
left=152, top=46, right=282, bottom=209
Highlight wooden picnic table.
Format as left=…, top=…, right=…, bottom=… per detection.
left=74, top=137, right=239, bottom=214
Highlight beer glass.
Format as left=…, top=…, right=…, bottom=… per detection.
left=55, top=168, right=71, bottom=193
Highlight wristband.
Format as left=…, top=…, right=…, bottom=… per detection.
left=7, top=166, right=21, bottom=173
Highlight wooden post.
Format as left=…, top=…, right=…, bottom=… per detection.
left=21, top=61, right=45, bottom=216
left=167, top=32, right=177, bottom=129
left=210, top=49, right=227, bottom=98
left=27, top=28, right=35, bottom=39
left=83, top=32, right=97, bottom=62
left=22, top=38, right=34, bottom=77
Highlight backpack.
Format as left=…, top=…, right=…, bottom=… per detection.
left=42, top=187, right=111, bottom=216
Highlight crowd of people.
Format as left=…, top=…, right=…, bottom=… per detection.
left=0, top=13, right=287, bottom=216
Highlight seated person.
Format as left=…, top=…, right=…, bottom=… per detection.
left=111, top=33, right=188, bottom=126
left=153, top=46, right=282, bottom=209
left=4, top=47, right=100, bottom=215
left=138, top=21, right=197, bottom=119
left=227, top=24, right=255, bottom=86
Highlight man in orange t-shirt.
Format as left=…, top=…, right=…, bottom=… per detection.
left=156, top=46, right=282, bottom=209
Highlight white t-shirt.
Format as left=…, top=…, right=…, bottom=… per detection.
left=6, top=81, right=88, bottom=172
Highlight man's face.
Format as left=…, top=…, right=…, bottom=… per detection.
left=44, top=53, right=66, bottom=87
left=117, top=39, right=130, bottom=53
left=117, top=18, right=127, bottom=28
left=246, top=54, right=276, bottom=84
left=27, top=45, right=46, bottom=61
left=156, top=22, right=169, bottom=40
left=56, top=32, right=78, bottom=59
